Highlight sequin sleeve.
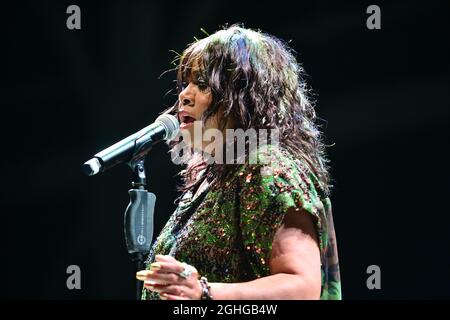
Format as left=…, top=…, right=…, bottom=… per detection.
left=235, top=146, right=329, bottom=279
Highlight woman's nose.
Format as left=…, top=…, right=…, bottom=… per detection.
left=181, top=97, right=192, bottom=106
left=179, top=84, right=195, bottom=106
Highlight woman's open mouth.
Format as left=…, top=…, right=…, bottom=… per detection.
left=180, top=115, right=196, bottom=129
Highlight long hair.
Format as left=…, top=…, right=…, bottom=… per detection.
left=164, top=25, right=331, bottom=196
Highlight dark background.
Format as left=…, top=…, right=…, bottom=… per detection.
left=2, top=0, right=449, bottom=299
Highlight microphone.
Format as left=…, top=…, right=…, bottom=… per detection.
left=82, top=114, right=179, bottom=176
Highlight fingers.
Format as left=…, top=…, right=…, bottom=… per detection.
left=136, top=270, right=152, bottom=281
left=146, top=283, right=189, bottom=297
left=143, top=281, right=168, bottom=291
left=155, top=254, right=176, bottom=262
left=137, top=270, right=185, bottom=285
left=160, top=293, right=188, bottom=300
left=136, top=256, right=201, bottom=300
left=149, top=261, right=186, bottom=274
left=144, top=255, right=199, bottom=277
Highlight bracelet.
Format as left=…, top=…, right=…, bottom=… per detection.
left=199, top=276, right=213, bottom=300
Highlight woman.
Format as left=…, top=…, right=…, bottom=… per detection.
left=136, top=25, right=341, bottom=300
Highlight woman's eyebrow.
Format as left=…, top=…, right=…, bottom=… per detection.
left=181, top=63, right=205, bottom=82
left=182, top=71, right=203, bottom=83
left=192, top=70, right=207, bottom=80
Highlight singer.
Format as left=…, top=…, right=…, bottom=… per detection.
left=136, top=25, right=341, bottom=300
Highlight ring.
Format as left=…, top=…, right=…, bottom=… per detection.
left=178, top=263, right=194, bottom=279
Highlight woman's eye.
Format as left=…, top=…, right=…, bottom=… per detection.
left=197, top=80, right=208, bottom=91
left=180, top=80, right=208, bottom=92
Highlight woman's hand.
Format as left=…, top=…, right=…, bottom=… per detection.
left=136, top=255, right=203, bottom=300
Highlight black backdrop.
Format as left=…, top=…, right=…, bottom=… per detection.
left=2, top=0, right=449, bottom=299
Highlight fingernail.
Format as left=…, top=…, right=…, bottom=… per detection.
left=136, top=270, right=153, bottom=281
left=150, top=262, right=161, bottom=270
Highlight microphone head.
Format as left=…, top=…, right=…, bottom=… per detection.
left=155, top=114, right=179, bottom=140
left=82, top=158, right=102, bottom=176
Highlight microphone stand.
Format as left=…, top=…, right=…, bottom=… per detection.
left=124, top=157, right=156, bottom=300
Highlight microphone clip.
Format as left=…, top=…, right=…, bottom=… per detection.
left=129, top=158, right=147, bottom=189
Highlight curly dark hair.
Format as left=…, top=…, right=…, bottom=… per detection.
left=164, top=25, right=331, bottom=195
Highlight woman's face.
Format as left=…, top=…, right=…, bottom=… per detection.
left=177, top=67, right=220, bottom=150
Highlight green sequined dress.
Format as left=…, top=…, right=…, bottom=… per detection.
left=142, top=145, right=341, bottom=300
